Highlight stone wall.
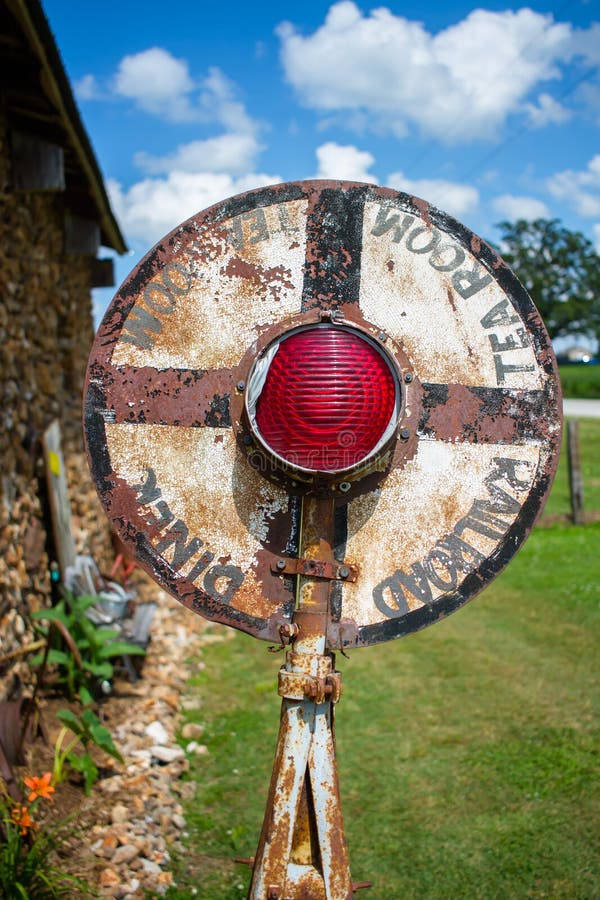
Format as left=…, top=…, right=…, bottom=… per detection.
left=0, top=107, right=114, bottom=698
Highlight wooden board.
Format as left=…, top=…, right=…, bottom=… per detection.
left=43, top=420, right=76, bottom=576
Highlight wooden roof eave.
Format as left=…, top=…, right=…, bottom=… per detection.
left=5, top=0, right=127, bottom=254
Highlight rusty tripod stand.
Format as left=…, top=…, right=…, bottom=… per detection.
left=243, top=495, right=372, bottom=900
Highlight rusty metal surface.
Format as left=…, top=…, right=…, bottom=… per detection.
left=271, top=558, right=358, bottom=583
left=84, top=180, right=562, bottom=648
left=248, top=696, right=353, bottom=900
left=278, top=654, right=342, bottom=704
left=248, top=494, right=355, bottom=899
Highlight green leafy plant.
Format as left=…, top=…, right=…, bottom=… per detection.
left=32, top=591, right=145, bottom=706
left=53, top=708, right=123, bottom=796
left=0, top=773, right=92, bottom=898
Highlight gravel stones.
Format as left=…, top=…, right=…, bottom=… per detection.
left=83, top=585, right=219, bottom=898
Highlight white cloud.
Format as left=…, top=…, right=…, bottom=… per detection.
left=571, top=22, right=600, bottom=66
left=135, top=133, right=261, bottom=177
left=277, top=2, right=582, bottom=142
left=546, top=155, right=600, bottom=218
left=75, top=73, right=101, bottom=101
left=524, top=93, right=571, bottom=128
left=103, top=54, right=272, bottom=249
left=593, top=223, right=600, bottom=253
left=114, top=47, right=197, bottom=122
left=492, top=194, right=551, bottom=220
left=110, top=52, right=261, bottom=142
left=315, top=142, right=377, bottom=182
left=386, top=172, right=479, bottom=218
left=200, top=67, right=257, bottom=134
left=108, top=171, right=281, bottom=248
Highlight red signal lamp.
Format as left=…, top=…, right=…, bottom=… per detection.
left=244, top=323, right=401, bottom=488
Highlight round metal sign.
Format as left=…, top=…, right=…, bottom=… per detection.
left=84, top=181, right=562, bottom=649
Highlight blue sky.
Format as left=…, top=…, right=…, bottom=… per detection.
left=43, top=1, right=600, bottom=335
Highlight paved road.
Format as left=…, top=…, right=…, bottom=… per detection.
left=562, top=399, right=600, bottom=419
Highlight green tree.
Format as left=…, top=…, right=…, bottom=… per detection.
left=496, top=219, right=600, bottom=347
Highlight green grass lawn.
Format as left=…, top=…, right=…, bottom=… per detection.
left=544, top=418, right=600, bottom=520
left=162, top=423, right=600, bottom=900
left=559, top=364, right=600, bottom=399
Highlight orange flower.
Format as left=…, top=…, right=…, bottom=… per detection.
left=24, top=772, right=55, bottom=802
left=11, top=804, right=34, bottom=835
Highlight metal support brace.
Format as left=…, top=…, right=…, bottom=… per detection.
left=247, top=694, right=352, bottom=898
left=271, top=558, right=358, bottom=583
left=278, top=652, right=342, bottom=704
left=246, top=495, right=371, bottom=900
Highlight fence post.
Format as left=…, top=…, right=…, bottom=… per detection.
left=567, top=420, right=585, bottom=525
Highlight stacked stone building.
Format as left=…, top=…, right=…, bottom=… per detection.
left=0, top=0, right=126, bottom=697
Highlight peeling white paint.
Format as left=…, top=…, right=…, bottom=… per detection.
left=112, top=200, right=308, bottom=370
left=360, top=201, right=543, bottom=390
left=343, top=440, right=540, bottom=627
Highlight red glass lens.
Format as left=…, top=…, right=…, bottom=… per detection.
left=254, top=327, right=397, bottom=471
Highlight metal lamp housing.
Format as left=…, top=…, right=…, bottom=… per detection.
left=241, top=319, right=403, bottom=494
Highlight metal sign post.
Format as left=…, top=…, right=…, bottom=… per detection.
left=84, top=181, right=562, bottom=899
left=247, top=495, right=358, bottom=899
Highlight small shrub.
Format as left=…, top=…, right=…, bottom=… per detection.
left=32, top=590, right=145, bottom=706
left=53, top=708, right=123, bottom=795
